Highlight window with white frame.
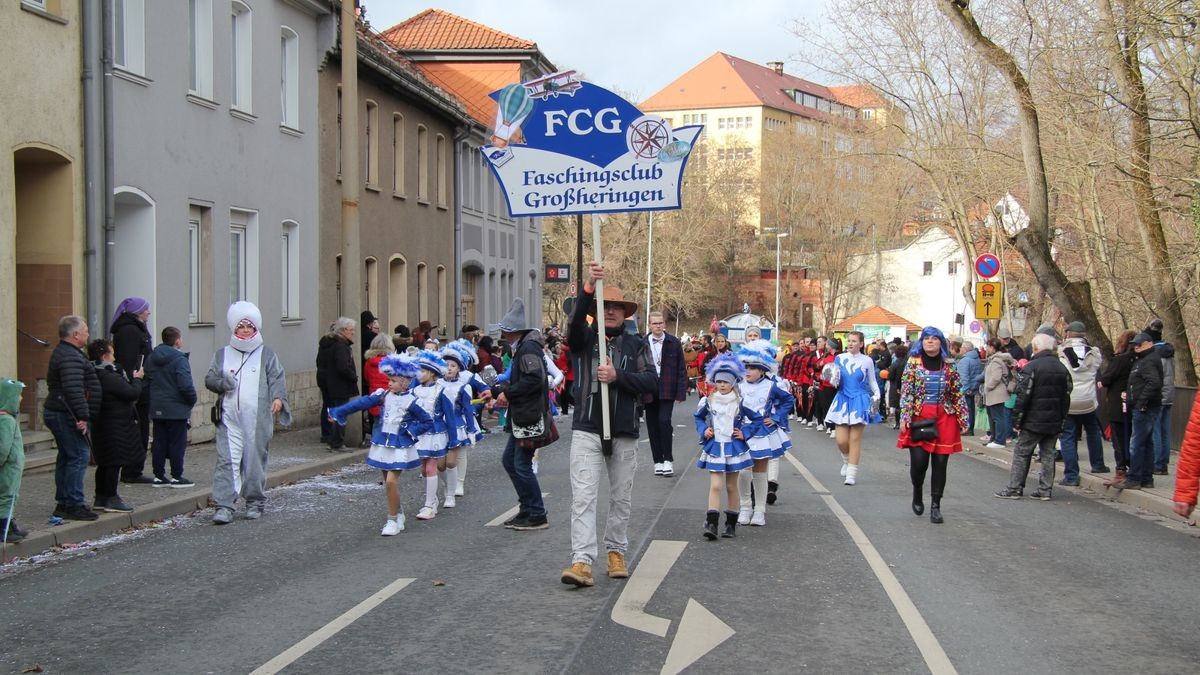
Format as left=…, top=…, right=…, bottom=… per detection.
left=230, top=1, right=253, bottom=112
left=113, top=0, right=146, bottom=75
left=280, top=26, right=299, bottom=128
left=281, top=220, right=300, bottom=319
left=435, top=133, right=447, bottom=207
left=365, top=100, right=379, bottom=187
left=417, top=263, right=428, bottom=322
left=188, top=204, right=213, bottom=323
left=416, top=125, right=428, bottom=202
left=230, top=208, right=259, bottom=303
left=189, top=0, right=213, bottom=98
left=392, top=113, right=405, bottom=195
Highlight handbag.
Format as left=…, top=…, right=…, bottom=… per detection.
left=909, top=417, right=938, bottom=442
left=210, top=401, right=223, bottom=426
left=516, top=410, right=559, bottom=450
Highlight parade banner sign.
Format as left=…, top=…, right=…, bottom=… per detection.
left=482, top=71, right=702, bottom=217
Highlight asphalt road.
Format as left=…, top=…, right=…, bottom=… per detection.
left=2, top=403, right=1198, bottom=674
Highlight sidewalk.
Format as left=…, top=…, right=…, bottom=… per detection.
left=2, top=425, right=368, bottom=562
left=960, top=432, right=1185, bottom=521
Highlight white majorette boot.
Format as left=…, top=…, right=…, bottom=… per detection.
left=844, top=464, right=859, bottom=486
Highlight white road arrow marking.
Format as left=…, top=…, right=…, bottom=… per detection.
left=660, top=599, right=735, bottom=675
left=484, top=493, right=549, bottom=527
left=611, top=539, right=687, bottom=637
left=250, top=576, right=415, bottom=674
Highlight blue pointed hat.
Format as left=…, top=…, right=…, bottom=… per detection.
left=415, top=349, right=449, bottom=377
left=736, top=340, right=778, bottom=375
left=705, top=352, right=746, bottom=385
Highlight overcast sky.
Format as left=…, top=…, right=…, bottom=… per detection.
left=368, top=0, right=832, bottom=101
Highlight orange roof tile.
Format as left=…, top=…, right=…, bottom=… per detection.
left=641, top=52, right=844, bottom=123
left=830, top=305, right=922, bottom=332
left=827, top=84, right=886, bottom=109
left=411, top=61, right=523, bottom=127
left=380, top=8, right=536, bottom=51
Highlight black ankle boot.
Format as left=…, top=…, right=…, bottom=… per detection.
left=930, top=501, right=943, bottom=524
left=722, top=510, right=738, bottom=538
left=766, top=480, right=779, bottom=505
left=703, top=511, right=719, bottom=541
left=912, top=486, right=924, bottom=516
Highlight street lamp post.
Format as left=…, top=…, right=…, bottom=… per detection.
left=775, top=232, right=788, bottom=340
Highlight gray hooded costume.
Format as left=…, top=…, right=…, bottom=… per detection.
left=204, top=302, right=291, bottom=511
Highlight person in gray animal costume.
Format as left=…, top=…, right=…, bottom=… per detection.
left=205, top=301, right=291, bottom=524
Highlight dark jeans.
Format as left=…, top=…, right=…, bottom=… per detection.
left=502, top=435, right=545, bottom=517
left=95, top=465, right=123, bottom=501
left=964, top=394, right=977, bottom=435
left=1153, top=406, right=1172, bottom=471
left=45, top=408, right=90, bottom=507
left=816, top=388, right=835, bottom=424
left=645, top=398, right=676, bottom=463
left=1059, top=411, right=1106, bottom=480
left=986, top=403, right=1011, bottom=444
left=327, top=397, right=350, bottom=448
left=1127, top=407, right=1158, bottom=484
left=152, top=419, right=188, bottom=480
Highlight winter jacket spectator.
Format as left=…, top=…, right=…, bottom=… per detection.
left=315, top=330, right=358, bottom=399
left=1127, top=343, right=1163, bottom=413
left=886, top=350, right=908, bottom=410
left=954, top=346, right=984, bottom=395
left=1172, top=389, right=1200, bottom=514
left=1057, top=335, right=1102, bottom=415
left=146, top=343, right=197, bottom=420
left=91, top=360, right=144, bottom=468
left=983, top=351, right=1017, bottom=407
left=362, top=336, right=395, bottom=417
left=45, top=340, right=102, bottom=422
left=1098, top=348, right=1134, bottom=423
left=1011, top=349, right=1072, bottom=435
left=110, top=310, right=153, bottom=380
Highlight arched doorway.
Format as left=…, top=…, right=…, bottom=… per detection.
left=113, top=187, right=157, bottom=334
left=13, top=145, right=76, bottom=420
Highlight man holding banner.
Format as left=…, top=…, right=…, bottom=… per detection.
left=560, top=262, right=658, bottom=588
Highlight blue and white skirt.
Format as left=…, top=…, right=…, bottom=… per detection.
left=367, top=444, right=421, bottom=471
left=416, top=432, right=449, bottom=459
left=696, top=440, right=753, bottom=473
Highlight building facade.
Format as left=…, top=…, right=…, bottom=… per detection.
left=2, top=0, right=86, bottom=420
left=316, top=27, right=470, bottom=342
left=109, top=0, right=334, bottom=435
left=380, top=9, right=552, bottom=333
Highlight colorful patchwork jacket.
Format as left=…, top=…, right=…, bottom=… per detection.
left=897, top=361, right=968, bottom=432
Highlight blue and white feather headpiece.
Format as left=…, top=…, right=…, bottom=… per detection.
left=415, top=349, right=449, bottom=377
left=379, top=353, right=419, bottom=379
left=440, top=339, right=477, bottom=369
left=705, top=352, right=746, bottom=385
left=736, top=340, right=778, bottom=375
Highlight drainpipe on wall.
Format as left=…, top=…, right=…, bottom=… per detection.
left=102, top=0, right=116, bottom=331
left=452, top=128, right=469, bottom=335
left=82, top=0, right=105, bottom=331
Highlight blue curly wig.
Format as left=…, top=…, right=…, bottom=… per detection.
left=440, top=339, right=476, bottom=369
left=909, top=326, right=950, bottom=359
left=379, top=354, right=419, bottom=379
left=415, top=349, right=449, bottom=377
left=735, top=340, right=778, bottom=375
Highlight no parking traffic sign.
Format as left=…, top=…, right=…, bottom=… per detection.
left=974, top=253, right=1000, bottom=279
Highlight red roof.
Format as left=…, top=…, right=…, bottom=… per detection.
left=827, top=84, right=886, bottom=109
left=641, top=52, right=846, bottom=124
left=379, top=8, right=536, bottom=51
left=830, top=305, right=922, bottom=332
left=410, top=61, right=523, bottom=127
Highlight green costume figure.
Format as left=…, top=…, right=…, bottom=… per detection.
left=0, top=378, right=29, bottom=543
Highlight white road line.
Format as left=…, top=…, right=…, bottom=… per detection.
left=783, top=452, right=958, bottom=675
left=611, top=539, right=687, bottom=637
left=250, top=576, right=415, bottom=675
left=484, top=493, right=549, bottom=527
left=660, top=599, right=735, bottom=675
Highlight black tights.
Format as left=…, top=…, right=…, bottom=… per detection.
left=909, top=447, right=948, bottom=506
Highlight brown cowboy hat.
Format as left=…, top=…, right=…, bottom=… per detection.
left=588, top=286, right=638, bottom=317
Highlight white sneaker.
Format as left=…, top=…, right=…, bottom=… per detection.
left=844, top=474, right=856, bottom=486
left=416, top=505, right=437, bottom=520
left=816, top=424, right=826, bottom=432
left=985, top=442, right=1005, bottom=450
left=661, top=461, right=674, bottom=477
left=840, top=462, right=849, bottom=477
left=737, top=507, right=752, bottom=525
left=807, top=420, right=816, bottom=428
left=443, top=495, right=456, bottom=508
left=653, top=462, right=664, bottom=476
left=750, top=511, right=766, bottom=526
left=789, top=414, right=796, bottom=421
left=381, top=519, right=401, bottom=536
left=828, top=429, right=835, bottom=438
left=454, top=482, right=465, bottom=497
left=531, top=460, right=539, bottom=475
left=844, top=465, right=858, bottom=486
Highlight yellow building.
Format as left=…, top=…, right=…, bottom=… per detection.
left=0, top=0, right=85, bottom=420
left=641, top=52, right=893, bottom=232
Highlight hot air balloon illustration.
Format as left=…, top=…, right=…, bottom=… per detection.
left=492, top=83, right=535, bottom=149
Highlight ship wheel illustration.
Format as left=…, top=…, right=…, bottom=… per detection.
left=626, top=115, right=672, bottom=160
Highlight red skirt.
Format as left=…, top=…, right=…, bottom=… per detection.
left=897, top=403, right=962, bottom=455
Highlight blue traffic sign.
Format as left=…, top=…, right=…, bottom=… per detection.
left=975, top=253, right=1000, bottom=278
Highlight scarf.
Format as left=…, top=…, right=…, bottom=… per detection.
left=707, top=389, right=741, bottom=440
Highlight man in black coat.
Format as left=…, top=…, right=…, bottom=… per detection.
left=560, top=262, right=658, bottom=588
left=1112, top=332, right=1164, bottom=490
left=994, top=332, right=1073, bottom=500
left=43, top=315, right=103, bottom=521
left=644, top=311, right=687, bottom=477
left=315, top=317, right=358, bottom=451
